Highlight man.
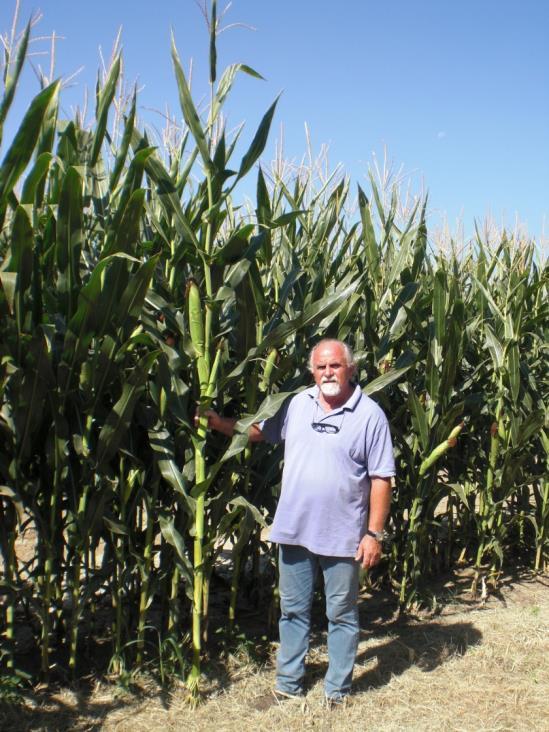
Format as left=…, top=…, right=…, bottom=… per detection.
left=202, top=339, right=395, bottom=704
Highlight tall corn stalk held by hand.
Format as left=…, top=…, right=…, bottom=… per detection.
left=169, top=1, right=281, bottom=693
left=186, top=279, right=222, bottom=692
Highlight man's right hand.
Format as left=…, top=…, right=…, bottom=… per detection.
left=195, top=408, right=222, bottom=431
left=195, top=409, right=263, bottom=442
left=355, top=534, right=383, bottom=569
left=195, top=408, right=213, bottom=428
left=195, top=409, right=238, bottom=437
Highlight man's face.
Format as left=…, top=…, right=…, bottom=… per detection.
left=311, top=342, right=355, bottom=398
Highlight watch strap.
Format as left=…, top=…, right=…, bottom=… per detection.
left=365, top=529, right=385, bottom=542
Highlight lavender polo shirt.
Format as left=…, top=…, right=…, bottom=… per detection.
left=260, top=384, right=395, bottom=557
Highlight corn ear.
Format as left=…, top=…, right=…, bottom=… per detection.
left=196, top=356, right=209, bottom=393
left=259, top=348, right=278, bottom=391
left=419, top=422, right=464, bottom=476
left=186, top=279, right=205, bottom=358
left=206, top=339, right=223, bottom=398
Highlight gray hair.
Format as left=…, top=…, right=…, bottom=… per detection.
left=308, top=339, right=355, bottom=373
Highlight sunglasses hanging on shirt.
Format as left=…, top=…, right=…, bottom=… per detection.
left=310, top=404, right=345, bottom=434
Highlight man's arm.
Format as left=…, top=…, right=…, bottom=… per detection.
left=355, top=476, right=392, bottom=569
left=200, top=410, right=265, bottom=443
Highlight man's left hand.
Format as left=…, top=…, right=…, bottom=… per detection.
left=355, top=534, right=382, bottom=569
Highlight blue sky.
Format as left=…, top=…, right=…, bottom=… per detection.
left=1, top=0, right=547, bottom=244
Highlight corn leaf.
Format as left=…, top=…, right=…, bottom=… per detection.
left=408, top=389, right=430, bottom=451
left=109, top=90, right=137, bottom=191
left=96, top=350, right=160, bottom=467
left=0, top=22, right=30, bottom=146
left=21, top=152, right=53, bottom=204
left=235, top=97, right=278, bottom=182
left=171, top=37, right=213, bottom=171
left=0, top=80, right=60, bottom=224
left=90, top=55, right=121, bottom=166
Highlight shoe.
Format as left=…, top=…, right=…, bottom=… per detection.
left=325, top=694, right=349, bottom=710
left=273, top=688, right=308, bottom=712
left=273, top=688, right=304, bottom=702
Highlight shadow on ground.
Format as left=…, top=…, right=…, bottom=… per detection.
left=0, top=683, right=125, bottom=732
left=304, top=618, right=482, bottom=695
left=356, top=619, right=481, bottom=690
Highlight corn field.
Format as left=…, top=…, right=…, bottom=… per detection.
left=0, top=8, right=547, bottom=694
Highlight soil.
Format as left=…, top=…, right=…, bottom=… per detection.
left=0, top=569, right=547, bottom=732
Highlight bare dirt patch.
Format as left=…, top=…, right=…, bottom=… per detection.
left=1, top=571, right=547, bottom=732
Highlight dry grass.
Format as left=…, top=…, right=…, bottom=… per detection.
left=1, top=572, right=547, bottom=732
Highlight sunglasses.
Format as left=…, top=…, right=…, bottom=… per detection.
left=311, top=421, right=340, bottom=434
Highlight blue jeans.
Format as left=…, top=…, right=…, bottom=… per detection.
left=276, top=544, right=360, bottom=698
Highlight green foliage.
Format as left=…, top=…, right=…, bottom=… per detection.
left=0, top=4, right=547, bottom=693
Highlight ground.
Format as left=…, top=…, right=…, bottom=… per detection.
left=0, top=570, right=547, bottom=732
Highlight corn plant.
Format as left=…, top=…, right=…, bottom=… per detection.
left=0, top=0, right=547, bottom=693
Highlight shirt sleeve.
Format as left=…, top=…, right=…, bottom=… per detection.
left=365, top=409, right=396, bottom=477
left=258, top=396, right=292, bottom=444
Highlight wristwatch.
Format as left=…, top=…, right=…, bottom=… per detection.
left=365, top=529, right=387, bottom=542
